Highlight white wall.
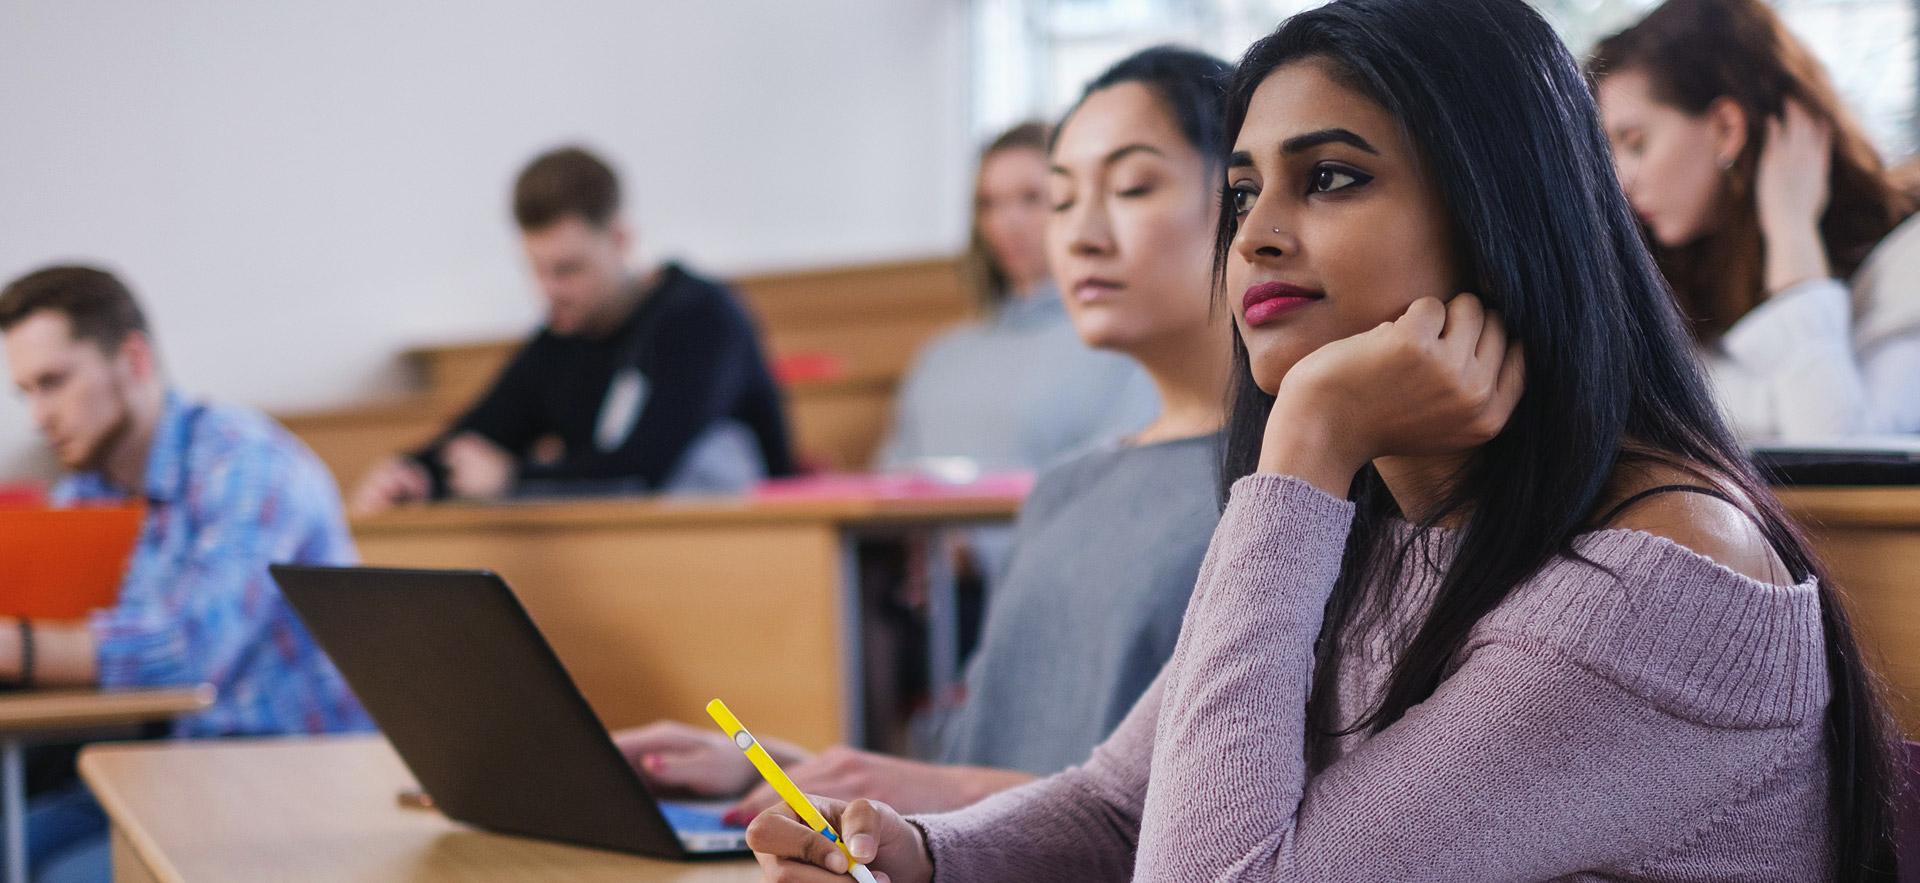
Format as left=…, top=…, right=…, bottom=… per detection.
left=0, top=1, right=974, bottom=479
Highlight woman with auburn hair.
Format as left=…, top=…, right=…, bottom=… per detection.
left=1591, top=0, right=1920, bottom=442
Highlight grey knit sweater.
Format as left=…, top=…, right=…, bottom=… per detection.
left=916, top=473, right=1833, bottom=881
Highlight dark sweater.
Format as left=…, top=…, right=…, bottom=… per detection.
left=414, top=263, right=795, bottom=496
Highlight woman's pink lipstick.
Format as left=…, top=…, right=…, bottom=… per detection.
left=1241, top=281, right=1324, bottom=326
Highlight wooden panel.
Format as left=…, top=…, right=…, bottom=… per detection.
left=1775, top=486, right=1920, bottom=526
left=789, top=382, right=898, bottom=473
left=83, top=737, right=760, bottom=883
left=354, top=518, right=849, bottom=748
left=768, top=317, right=958, bottom=387
left=731, top=256, right=969, bottom=326
left=278, top=399, right=452, bottom=497
left=1780, top=487, right=1920, bottom=739
left=419, top=344, right=519, bottom=415
left=1803, top=526, right=1920, bottom=738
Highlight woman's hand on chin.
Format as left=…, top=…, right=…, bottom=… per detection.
left=1257, top=293, right=1525, bottom=495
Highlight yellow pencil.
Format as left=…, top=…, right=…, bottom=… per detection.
left=706, top=699, right=878, bottom=883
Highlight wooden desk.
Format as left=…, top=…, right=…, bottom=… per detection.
left=0, top=687, right=212, bottom=883
left=0, top=688, right=213, bottom=735
left=351, top=491, right=1024, bottom=751
left=1778, top=486, right=1920, bottom=737
left=79, top=736, right=760, bottom=883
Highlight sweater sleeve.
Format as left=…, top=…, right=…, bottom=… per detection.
left=1712, top=277, right=1920, bottom=439
left=914, top=671, right=1160, bottom=881
left=1132, top=475, right=1817, bottom=882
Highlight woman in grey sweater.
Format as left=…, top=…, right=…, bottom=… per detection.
left=747, top=1, right=1902, bottom=880
left=615, top=47, right=1237, bottom=820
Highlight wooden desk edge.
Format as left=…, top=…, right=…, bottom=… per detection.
left=0, top=686, right=213, bottom=733
left=353, top=493, right=1026, bottom=533
left=1775, top=486, right=1920, bottom=527
left=350, top=484, right=1914, bottom=534
left=78, top=744, right=190, bottom=883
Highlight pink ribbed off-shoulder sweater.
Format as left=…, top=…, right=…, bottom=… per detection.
left=915, top=473, right=1833, bottom=881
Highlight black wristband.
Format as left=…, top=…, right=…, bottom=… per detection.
left=18, top=618, right=34, bottom=690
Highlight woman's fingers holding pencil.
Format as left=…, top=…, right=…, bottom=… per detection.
left=746, top=796, right=932, bottom=883
left=748, top=805, right=850, bottom=877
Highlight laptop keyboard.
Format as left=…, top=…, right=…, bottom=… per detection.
left=660, top=800, right=749, bottom=853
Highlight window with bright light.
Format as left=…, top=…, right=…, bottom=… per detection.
left=970, top=0, right=1918, bottom=158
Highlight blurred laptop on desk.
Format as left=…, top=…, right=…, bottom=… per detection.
left=1752, top=437, right=1920, bottom=486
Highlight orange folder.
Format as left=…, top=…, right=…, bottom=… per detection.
left=0, top=506, right=144, bottom=619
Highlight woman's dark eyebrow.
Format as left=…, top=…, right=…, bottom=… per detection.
left=1281, top=128, right=1379, bottom=155
left=1229, top=150, right=1254, bottom=169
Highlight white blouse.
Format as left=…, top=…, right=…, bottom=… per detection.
left=1704, top=213, right=1920, bottom=442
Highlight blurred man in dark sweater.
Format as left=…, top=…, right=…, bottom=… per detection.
left=353, top=146, right=794, bottom=513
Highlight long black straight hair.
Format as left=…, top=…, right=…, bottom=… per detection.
left=1212, top=0, right=1899, bottom=878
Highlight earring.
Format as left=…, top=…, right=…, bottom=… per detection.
left=1272, top=227, right=1282, bottom=234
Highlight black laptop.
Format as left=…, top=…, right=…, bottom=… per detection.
left=269, top=564, right=749, bottom=858
left=1751, top=442, right=1920, bottom=486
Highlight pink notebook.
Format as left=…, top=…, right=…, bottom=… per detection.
left=753, top=472, right=1035, bottom=501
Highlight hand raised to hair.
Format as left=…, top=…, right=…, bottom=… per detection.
left=1755, top=100, right=1834, bottom=293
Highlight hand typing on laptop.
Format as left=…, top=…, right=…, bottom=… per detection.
left=724, top=747, right=1035, bottom=824
left=619, top=719, right=1034, bottom=823
left=615, top=720, right=810, bottom=798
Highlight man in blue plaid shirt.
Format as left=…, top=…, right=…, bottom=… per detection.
left=0, top=265, right=372, bottom=881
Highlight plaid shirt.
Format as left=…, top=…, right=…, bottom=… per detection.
left=53, top=390, right=372, bottom=737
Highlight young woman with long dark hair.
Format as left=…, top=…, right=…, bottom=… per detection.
left=743, top=0, right=1902, bottom=879
left=1591, top=0, right=1920, bottom=441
